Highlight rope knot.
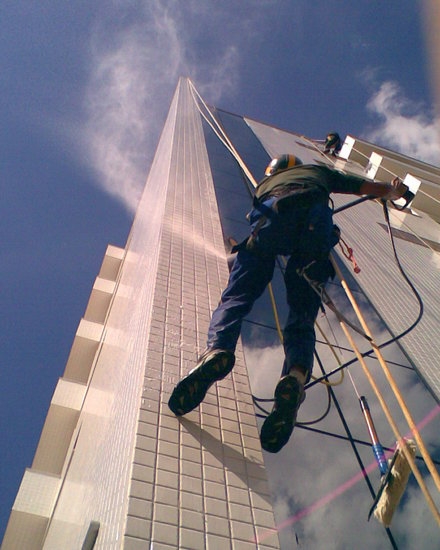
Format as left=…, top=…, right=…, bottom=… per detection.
left=339, top=237, right=361, bottom=273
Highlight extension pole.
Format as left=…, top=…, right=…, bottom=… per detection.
left=336, top=312, right=440, bottom=526
left=359, top=396, right=389, bottom=476
left=330, top=254, right=440, bottom=525
left=330, top=254, right=440, bottom=492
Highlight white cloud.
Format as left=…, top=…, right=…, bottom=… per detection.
left=393, top=477, right=440, bottom=548
left=83, top=2, right=184, bottom=212
left=245, top=343, right=285, bottom=397
left=82, top=0, right=244, bottom=212
left=364, top=81, right=440, bottom=166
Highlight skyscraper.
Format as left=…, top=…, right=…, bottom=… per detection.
left=2, top=78, right=439, bottom=549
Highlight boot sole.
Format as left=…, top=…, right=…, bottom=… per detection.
left=260, top=376, right=304, bottom=453
left=168, top=351, right=234, bottom=416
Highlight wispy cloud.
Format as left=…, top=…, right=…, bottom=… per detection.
left=364, top=81, right=440, bottom=166
left=82, top=0, right=243, bottom=212
left=83, top=2, right=184, bottom=212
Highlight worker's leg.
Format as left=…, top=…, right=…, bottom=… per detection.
left=261, top=256, right=332, bottom=453
left=281, top=258, right=327, bottom=380
left=169, top=247, right=275, bottom=416
left=207, top=247, right=275, bottom=351
left=281, top=203, right=336, bottom=378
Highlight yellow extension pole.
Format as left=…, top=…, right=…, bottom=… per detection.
left=268, top=282, right=284, bottom=344
left=330, top=254, right=440, bottom=525
left=337, top=315, right=440, bottom=526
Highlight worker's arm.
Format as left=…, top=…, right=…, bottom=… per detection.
left=359, top=177, right=409, bottom=201
left=328, top=168, right=410, bottom=201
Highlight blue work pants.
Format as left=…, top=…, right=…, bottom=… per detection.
left=206, top=202, right=335, bottom=380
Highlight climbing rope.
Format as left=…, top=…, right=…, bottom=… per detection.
left=188, top=80, right=258, bottom=188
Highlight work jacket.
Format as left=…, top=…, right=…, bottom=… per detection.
left=254, top=164, right=366, bottom=208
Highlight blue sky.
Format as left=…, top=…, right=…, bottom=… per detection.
left=1, top=0, right=439, bottom=543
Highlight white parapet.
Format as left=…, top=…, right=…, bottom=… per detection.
left=1, top=470, right=61, bottom=550
left=63, top=319, right=104, bottom=384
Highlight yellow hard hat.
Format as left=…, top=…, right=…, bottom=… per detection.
left=265, top=154, right=303, bottom=177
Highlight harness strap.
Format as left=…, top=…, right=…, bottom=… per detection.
left=297, top=263, right=372, bottom=341
left=252, top=195, right=276, bottom=218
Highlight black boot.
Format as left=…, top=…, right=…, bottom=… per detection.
left=168, top=349, right=235, bottom=416
left=260, top=375, right=305, bottom=453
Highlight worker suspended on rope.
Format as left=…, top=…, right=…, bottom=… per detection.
left=324, top=131, right=342, bottom=156
left=168, top=154, right=410, bottom=453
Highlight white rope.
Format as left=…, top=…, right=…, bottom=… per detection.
left=188, top=79, right=258, bottom=188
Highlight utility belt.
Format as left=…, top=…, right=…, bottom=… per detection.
left=231, top=186, right=337, bottom=258
left=249, top=185, right=328, bottom=237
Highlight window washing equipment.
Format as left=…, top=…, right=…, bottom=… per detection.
left=360, top=396, right=389, bottom=477
left=330, top=254, right=440, bottom=527
left=359, top=395, right=416, bottom=527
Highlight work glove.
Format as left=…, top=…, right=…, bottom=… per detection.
left=383, top=177, right=409, bottom=201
